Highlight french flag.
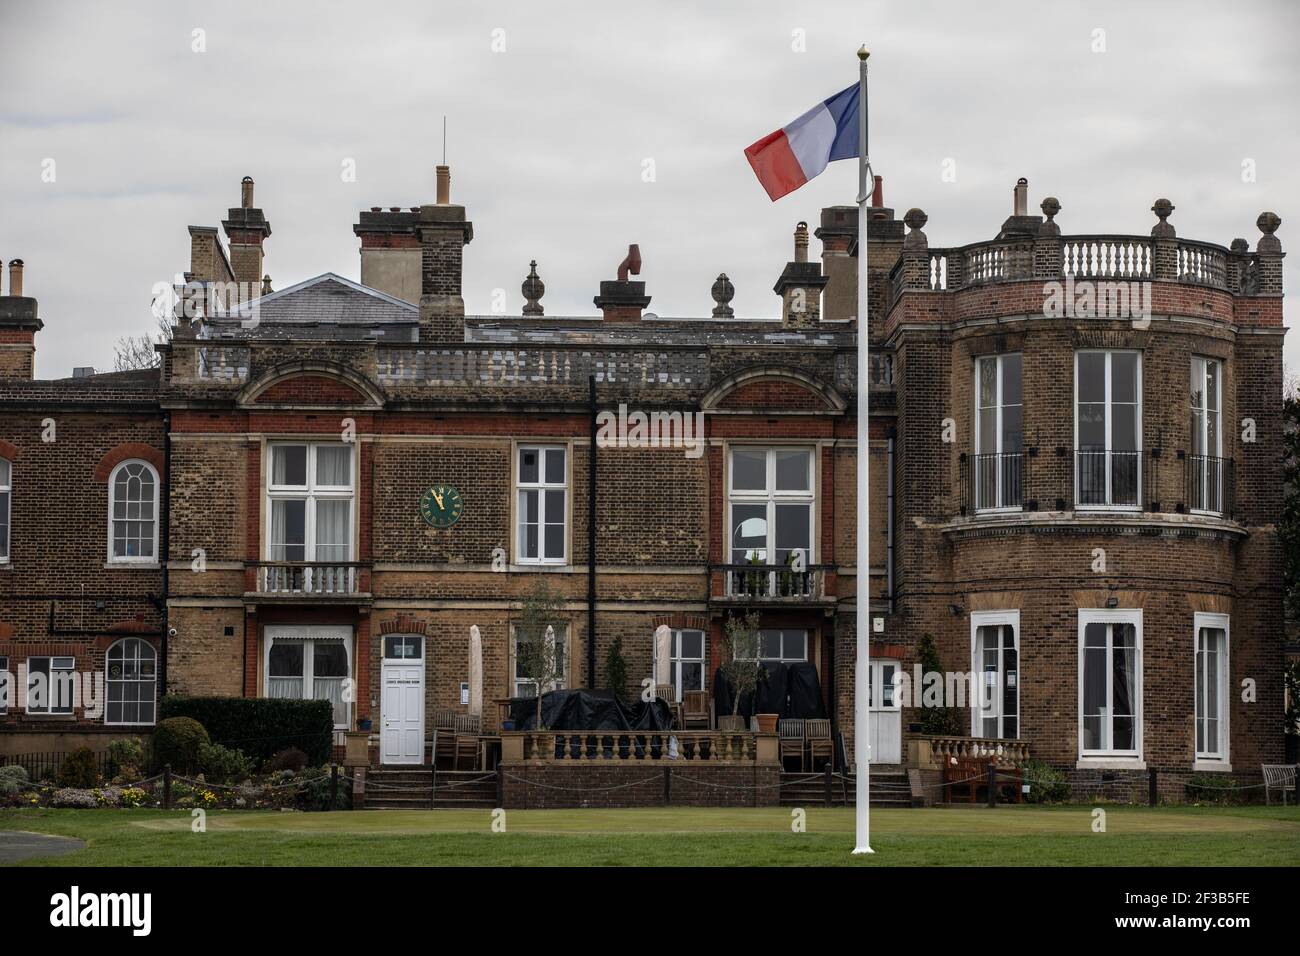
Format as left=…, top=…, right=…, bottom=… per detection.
left=744, top=83, right=861, bottom=201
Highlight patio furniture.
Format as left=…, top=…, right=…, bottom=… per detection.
left=682, top=690, right=711, bottom=730
left=453, top=714, right=483, bottom=770
left=434, top=709, right=457, bottom=766
left=944, top=757, right=989, bottom=803
left=806, top=718, right=833, bottom=771
left=778, top=718, right=805, bottom=771
left=1263, top=764, right=1299, bottom=806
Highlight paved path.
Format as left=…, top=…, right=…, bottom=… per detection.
left=0, top=830, right=85, bottom=863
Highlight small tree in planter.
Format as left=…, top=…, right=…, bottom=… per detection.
left=718, top=610, right=763, bottom=718
left=604, top=637, right=630, bottom=702
left=515, top=579, right=567, bottom=731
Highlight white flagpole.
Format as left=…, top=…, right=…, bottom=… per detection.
left=852, top=44, right=874, bottom=855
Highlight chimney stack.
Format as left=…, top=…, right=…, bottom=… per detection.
left=774, top=224, right=828, bottom=328
left=0, top=257, right=42, bottom=379
left=594, top=245, right=651, bottom=322
left=416, top=163, right=473, bottom=341
left=1013, top=177, right=1029, bottom=216
left=222, top=176, right=272, bottom=304
left=998, top=177, right=1044, bottom=239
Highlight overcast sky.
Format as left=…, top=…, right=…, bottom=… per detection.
left=1, top=0, right=1297, bottom=378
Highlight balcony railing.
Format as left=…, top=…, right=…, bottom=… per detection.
left=959, top=451, right=1027, bottom=514
left=1074, top=449, right=1142, bottom=509
left=254, top=562, right=367, bottom=596
left=508, top=730, right=761, bottom=763
left=714, top=563, right=833, bottom=602
left=919, top=735, right=1030, bottom=769
left=1183, top=453, right=1235, bottom=518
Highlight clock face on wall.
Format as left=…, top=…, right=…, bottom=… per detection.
left=419, top=483, right=464, bottom=529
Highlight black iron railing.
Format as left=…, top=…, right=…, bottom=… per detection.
left=1183, top=454, right=1234, bottom=517
left=959, top=451, right=1026, bottom=514
left=1074, top=449, right=1142, bottom=508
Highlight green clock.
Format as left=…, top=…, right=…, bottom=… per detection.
left=419, top=483, right=464, bottom=528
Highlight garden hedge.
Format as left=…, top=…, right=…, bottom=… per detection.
left=159, top=696, right=334, bottom=767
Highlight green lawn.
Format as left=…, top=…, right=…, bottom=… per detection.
left=3, top=805, right=1299, bottom=866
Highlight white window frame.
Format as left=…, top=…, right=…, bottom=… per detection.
left=0, top=655, right=9, bottom=713
left=1189, top=356, right=1224, bottom=515
left=105, top=637, right=157, bottom=726
left=0, top=457, right=11, bottom=564
left=262, top=625, right=353, bottom=731
left=973, top=354, right=1023, bottom=512
left=745, top=628, right=809, bottom=664
left=1193, top=612, right=1231, bottom=768
left=668, top=628, right=706, bottom=702
left=727, top=447, right=816, bottom=565
left=515, top=444, right=568, bottom=566
left=511, top=624, right=569, bottom=698
left=25, top=656, right=76, bottom=716
left=1074, top=350, right=1142, bottom=510
left=107, top=459, right=160, bottom=564
left=969, top=610, right=1020, bottom=740
left=1077, top=608, right=1144, bottom=766
left=264, top=442, right=356, bottom=563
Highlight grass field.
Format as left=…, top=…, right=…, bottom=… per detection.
left=3, top=804, right=1300, bottom=866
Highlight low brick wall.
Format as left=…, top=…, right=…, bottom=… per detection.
left=500, top=762, right=782, bottom=809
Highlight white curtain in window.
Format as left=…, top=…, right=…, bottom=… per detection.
left=316, top=446, right=351, bottom=486
left=315, top=499, right=350, bottom=562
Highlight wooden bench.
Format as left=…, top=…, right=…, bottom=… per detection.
left=1263, top=764, right=1299, bottom=806
left=943, top=758, right=1024, bottom=804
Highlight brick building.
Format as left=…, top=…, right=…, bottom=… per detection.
left=0, top=168, right=1287, bottom=798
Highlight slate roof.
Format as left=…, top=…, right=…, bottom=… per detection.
left=203, top=273, right=418, bottom=342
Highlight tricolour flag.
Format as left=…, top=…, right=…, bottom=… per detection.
left=744, top=83, right=861, bottom=201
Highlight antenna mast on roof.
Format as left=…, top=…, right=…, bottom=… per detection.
left=442, top=115, right=447, bottom=165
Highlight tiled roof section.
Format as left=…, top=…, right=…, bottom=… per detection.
left=0, top=367, right=159, bottom=404
left=203, top=273, right=418, bottom=342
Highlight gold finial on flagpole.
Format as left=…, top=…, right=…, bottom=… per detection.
left=858, top=45, right=869, bottom=60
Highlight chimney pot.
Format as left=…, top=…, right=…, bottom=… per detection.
left=241, top=176, right=255, bottom=209
left=871, top=175, right=883, bottom=207
left=436, top=165, right=451, bottom=205
left=8, top=259, right=24, bottom=297
left=1013, top=178, right=1028, bottom=217
left=390, top=207, right=401, bottom=213
left=794, top=222, right=810, bottom=263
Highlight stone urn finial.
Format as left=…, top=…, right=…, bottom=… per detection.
left=711, top=273, right=735, bottom=318
left=1039, top=197, right=1061, bottom=236
left=522, top=260, right=545, bottom=316
left=1257, top=211, right=1282, bottom=254
left=1151, top=198, right=1176, bottom=239
left=903, top=208, right=928, bottom=250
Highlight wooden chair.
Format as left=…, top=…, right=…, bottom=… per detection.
left=434, top=710, right=457, bottom=767
left=682, top=691, right=711, bottom=730
left=944, top=757, right=989, bottom=803
left=1263, top=765, right=1299, bottom=805
left=453, top=714, right=482, bottom=770
left=806, top=719, right=833, bottom=771
left=653, top=683, right=682, bottom=729
left=778, top=719, right=805, bottom=771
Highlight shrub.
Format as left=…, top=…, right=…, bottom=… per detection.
left=1020, top=759, right=1070, bottom=803
left=152, top=716, right=210, bottom=774
left=57, top=747, right=101, bottom=789
left=603, top=637, right=629, bottom=701
left=262, top=747, right=308, bottom=773
left=0, top=764, right=30, bottom=795
left=916, top=634, right=962, bottom=735
left=107, top=737, right=145, bottom=778
left=199, top=742, right=254, bottom=785
left=159, top=696, right=333, bottom=766
left=300, top=768, right=351, bottom=811
left=1186, top=773, right=1244, bottom=805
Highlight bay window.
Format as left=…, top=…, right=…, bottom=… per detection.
left=1194, top=613, right=1229, bottom=763
left=1079, top=610, right=1142, bottom=759
left=1189, top=357, right=1224, bottom=514
left=973, top=353, right=1023, bottom=510
left=971, top=611, right=1019, bottom=739
left=516, top=446, right=567, bottom=564
left=1075, top=351, right=1141, bottom=508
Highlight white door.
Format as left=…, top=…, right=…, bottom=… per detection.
left=868, top=660, right=902, bottom=764
left=381, top=660, right=424, bottom=764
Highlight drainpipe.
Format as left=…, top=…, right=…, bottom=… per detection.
left=886, top=426, right=896, bottom=614
left=587, top=375, right=598, bottom=687
left=160, top=409, right=171, bottom=695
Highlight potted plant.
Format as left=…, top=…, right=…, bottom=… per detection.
left=719, top=611, right=770, bottom=731
left=356, top=716, right=372, bottom=732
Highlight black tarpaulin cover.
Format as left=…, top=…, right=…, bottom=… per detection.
left=508, top=688, right=673, bottom=731
left=712, top=662, right=826, bottom=720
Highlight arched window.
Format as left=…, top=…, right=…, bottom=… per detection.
left=106, top=638, right=157, bottom=725
left=108, top=460, right=158, bottom=562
